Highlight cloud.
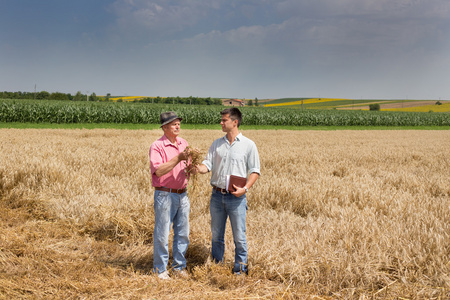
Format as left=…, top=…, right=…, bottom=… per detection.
left=275, top=0, right=450, bottom=19
left=126, top=0, right=449, bottom=83
left=107, top=0, right=449, bottom=57
left=3, top=0, right=450, bottom=98
left=109, top=0, right=220, bottom=41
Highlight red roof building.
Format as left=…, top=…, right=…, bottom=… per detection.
left=222, top=98, right=245, bottom=106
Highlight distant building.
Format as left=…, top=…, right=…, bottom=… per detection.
left=222, top=98, right=245, bottom=106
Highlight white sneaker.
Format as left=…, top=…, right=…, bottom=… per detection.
left=157, top=270, right=171, bottom=280
left=173, top=269, right=189, bottom=279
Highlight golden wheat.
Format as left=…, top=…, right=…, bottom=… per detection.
left=183, top=145, right=204, bottom=191
left=0, top=129, right=449, bottom=299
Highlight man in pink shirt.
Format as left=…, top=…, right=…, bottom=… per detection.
left=149, top=111, right=190, bottom=280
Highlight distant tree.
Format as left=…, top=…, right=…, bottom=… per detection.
left=49, top=92, right=68, bottom=100
left=73, top=91, right=83, bottom=101
left=248, top=99, right=253, bottom=106
left=36, top=91, right=50, bottom=100
left=2, top=91, right=12, bottom=99
left=369, top=104, right=380, bottom=111
left=90, top=92, right=98, bottom=102
left=255, top=97, right=258, bottom=106
left=192, top=96, right=200, bottom=105
left=435, top=101, right=442, bottom=105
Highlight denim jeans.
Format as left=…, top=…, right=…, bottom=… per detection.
left=210, top=189, right=248, bottom=273
left=153, top=190, right=190, bottom=274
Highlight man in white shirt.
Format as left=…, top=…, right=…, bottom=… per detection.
left=196, top=108, right=260, bottom=274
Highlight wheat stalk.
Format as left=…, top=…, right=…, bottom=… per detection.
left=183, top=146, right=204, bottom=191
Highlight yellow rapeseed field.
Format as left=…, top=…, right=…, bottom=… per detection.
left=264, top=98, right=348, bottom=107
left=0, top=129, right=449, bottom=299
left=109, top=96, right=146, bottom=101
left=384, top=103, right=450, bottom=112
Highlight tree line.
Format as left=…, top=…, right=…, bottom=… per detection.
left=1, top=91, right=97, bottom=101
left=123, top=96, right=222, bottom=105
left=1, top=91, right=224, bottom=105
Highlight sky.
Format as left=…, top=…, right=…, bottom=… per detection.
left=1, top=0, right=450, bottom=100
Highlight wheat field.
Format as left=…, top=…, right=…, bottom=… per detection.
left=1, top=128, right=449, bottom=299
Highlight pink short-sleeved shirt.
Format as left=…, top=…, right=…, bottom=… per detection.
left=149, top=135, right=188, bottom=189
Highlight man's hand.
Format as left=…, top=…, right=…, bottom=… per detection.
left=178, top=151, right=188, bottom=161
left=196, top=164, right=209, bottom=175
left=231, top=185, right=247, bottom=197
left=155, top=151, right=188, bottom=177
left=230, top=172, right=259, bottom=197
left=187, top=164, right=198, bottom=175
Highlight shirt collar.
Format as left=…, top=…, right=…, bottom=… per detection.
left=162, top=134, right=181, bottom=146
left=222, top=132, right=242, bottom=143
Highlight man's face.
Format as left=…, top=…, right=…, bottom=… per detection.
left=163, top=119, right=181, bottom=137
left=220, top=114, right=237, bottom=132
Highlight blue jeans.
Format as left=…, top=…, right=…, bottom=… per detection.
left=210, top=190, right=248, bottom=273
left=153, top=190, right=190, bottom=274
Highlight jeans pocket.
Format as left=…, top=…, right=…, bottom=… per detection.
left=154, top=191, right=170, bottom=208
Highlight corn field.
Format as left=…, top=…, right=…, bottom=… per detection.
left=1, top=100, right=449, bottom=126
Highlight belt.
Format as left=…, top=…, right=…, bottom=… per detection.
left=213, top=185, right=229, bottom=194
left=154, top=187, right=187, bottom=194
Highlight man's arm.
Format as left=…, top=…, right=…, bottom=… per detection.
left=232, top=172, right=259, bottom=197
left=154, top=152, right=188, bottom=177
left=194, top=141, right=215, bottom=175
left=195, top=164, right=209, bottom=175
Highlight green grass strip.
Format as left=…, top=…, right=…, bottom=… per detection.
left=1, top=122, right=449, bottom=130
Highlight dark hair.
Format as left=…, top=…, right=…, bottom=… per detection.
left=221, top=107, right=242, bottom=127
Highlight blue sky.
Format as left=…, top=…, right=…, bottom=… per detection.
left=1, top=0, right=450, bottom=99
